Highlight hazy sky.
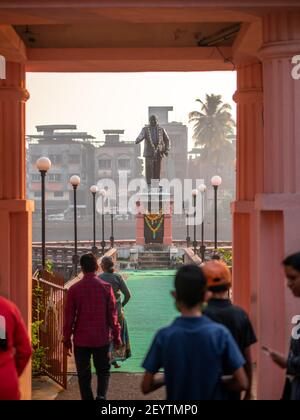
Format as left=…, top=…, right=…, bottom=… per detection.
left=26, top=71, right=237, bottom=149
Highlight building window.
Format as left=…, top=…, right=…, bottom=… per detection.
left=69, top=154, right=80, bottom=164
left=49, top=155, right=63, bottom=165
left=31, top=174, right=40, bottom=182
left=48, top=174, right=62, bottom=182
left=98, top=159, right=111, bottom=170
left=54, top=191, right=64, bottom=197
left=118, top=159, right=130, bottom=170
left=34, top=191, right=41, bottom=197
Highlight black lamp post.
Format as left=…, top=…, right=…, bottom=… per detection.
left=99, top=189, right=107, bottom=255
left=186, top=213, right=191, bottom=248
left=198, top=184, right=207, bottom=262
left=110, top=208, right=115, bottom=249
left=90, top=185, right=98, bottom=255
left=36, top=157, right=52, bottom=269
left=183, top=201, right=191, bottom=248
left=70, top=175, right=81, bottom=274
left=211, top=175, right=222, bottom=252
left=192, top=189, right=199, bottom=255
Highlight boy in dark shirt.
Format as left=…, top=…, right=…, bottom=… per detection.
left=141, top=264, right=248, bottom=400
left=203, top=260, right=257, bottom=400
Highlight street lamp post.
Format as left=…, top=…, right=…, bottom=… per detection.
left=99, top=189, right=107, bottom=255
left=70, top=175, right=81, bottom=274
left=110, top=209, right=115, bottom=249
left=211, top=175, right=222, bottom=252
left=186, top=213, right=191, bottom=248
left=192, top=189, right=199, bottom=255
left=183, top=201, right=190, bottom=248
left=36, top=157, right=52, bottom=269
left=90, top=185, right=98, bottom=255
left=198, top=184, right=207, bottom=262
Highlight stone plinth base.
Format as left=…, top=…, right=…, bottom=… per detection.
left=135, top=188, right=173, bottom=246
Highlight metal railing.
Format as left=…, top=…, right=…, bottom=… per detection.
left=32, top=270, right=68, bottom=389
left=32, top=244, right=115, bottom=279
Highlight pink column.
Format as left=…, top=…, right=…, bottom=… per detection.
left=232, top=61, right=264, bottom=324
left=163, top=200, right=173, bottom=246
left=0, top=62, right=33, bottom=399
left=135, top=202, right=145, bottom=245
left=255, top=11, right=300, bottom=400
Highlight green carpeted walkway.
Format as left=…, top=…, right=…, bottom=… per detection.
left=113, top=270, right=178, bottom=373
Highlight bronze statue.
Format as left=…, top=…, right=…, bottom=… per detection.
left=135, top=115, right=171, bottom=186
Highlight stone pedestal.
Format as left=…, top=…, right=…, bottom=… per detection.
left=135, top=188, right=173, bottom=247
left=136, top=211, right=145, bottom=246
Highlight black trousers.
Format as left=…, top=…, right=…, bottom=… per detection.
left=74, top=345, right=110, bottom=400
left=145, top=157, right=162, bottom=186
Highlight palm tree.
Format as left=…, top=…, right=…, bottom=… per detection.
left=189, top=94, right=236, bottom=172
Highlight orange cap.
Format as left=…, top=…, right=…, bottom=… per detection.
left=202, top=260, right=232, bottom=288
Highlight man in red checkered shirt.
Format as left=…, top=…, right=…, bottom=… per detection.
left=64, top=253, right=121, bottom=400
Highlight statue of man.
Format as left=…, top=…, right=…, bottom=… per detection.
left=135, top=115, right=171, bottom=186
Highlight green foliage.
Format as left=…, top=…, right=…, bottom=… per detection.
left=32, top=282, right=48, bottom=376
left=217, top=248, right=233, bottom=267
left=32, top=283, right=44, bottom=318
left=189, top=94, right=236, bottom=172
left=31, top=320, right=48, bottom=375
left=31, top=320, right=42, bottom=348
left=45, top=260, right=54, bottom=274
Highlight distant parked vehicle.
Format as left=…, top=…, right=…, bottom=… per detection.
left=114, top=214, right=129, bottom=221
left=47, top=213, right=65, bottom=221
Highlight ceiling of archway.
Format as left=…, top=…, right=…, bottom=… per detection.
left=14, top=22, right=240, bottom=49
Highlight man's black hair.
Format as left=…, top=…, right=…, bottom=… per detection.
left=175, top=264, right=207, bottom=308
left=283, top=252, right=300, bottom=272
left=80, top=253, right=98, bottom=273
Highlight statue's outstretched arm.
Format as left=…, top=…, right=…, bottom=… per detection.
left=135, top=128, right=145, bottom=144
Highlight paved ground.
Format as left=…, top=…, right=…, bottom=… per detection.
left=56, top=373, right=165, bottom=400
left=32, top=376, right=63, bottom=400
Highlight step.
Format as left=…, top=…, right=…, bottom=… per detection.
left=138, top=261, right=170, bottom=267
left=139, top=265, right=171, bottom=269
left=139, top=256, right=170, bottom=261
left=139, top=254, right=170, bottom=258
left=139, top=251, right=170, bottom=255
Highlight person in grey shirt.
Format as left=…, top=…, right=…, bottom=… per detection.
left=99, top=257, right=131, bottom=368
